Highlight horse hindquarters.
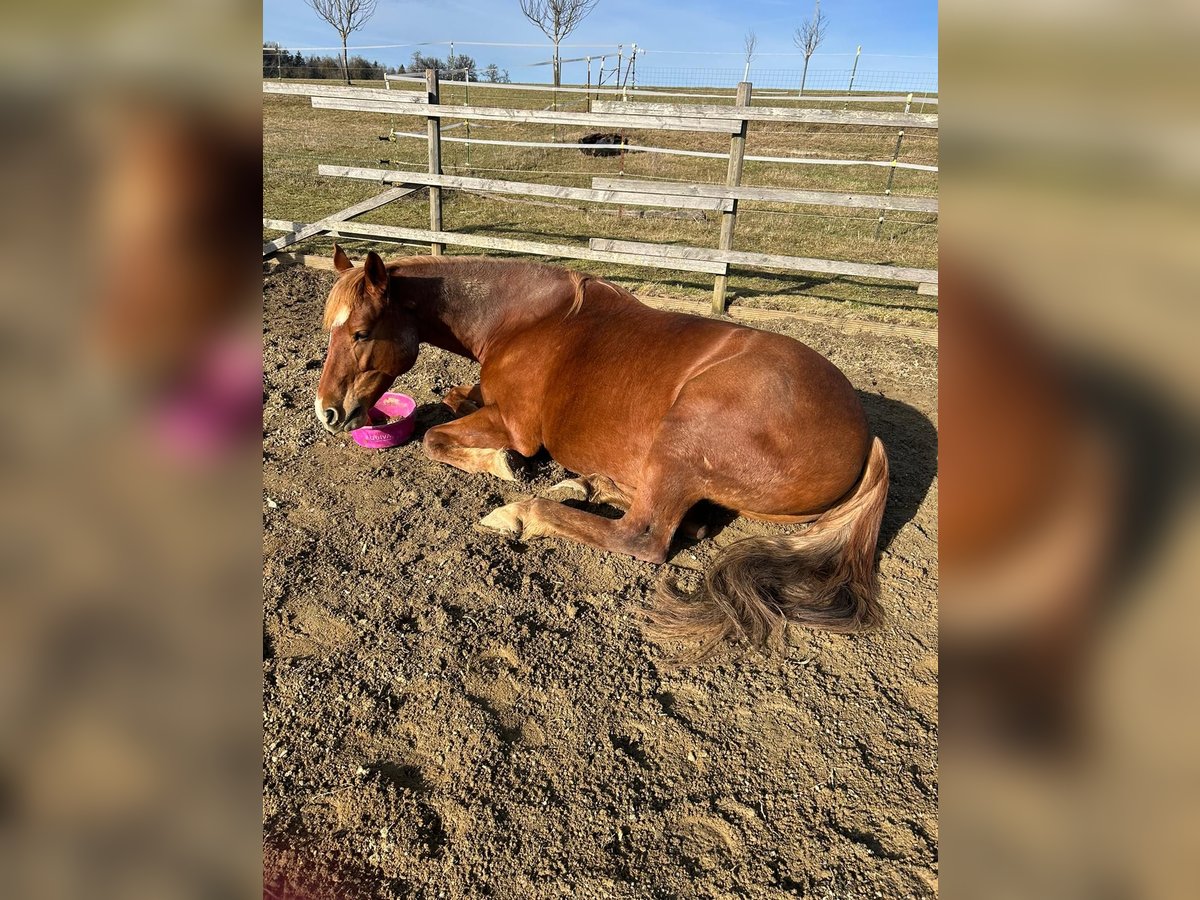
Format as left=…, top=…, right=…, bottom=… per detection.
left=645, top=437, right=889, bottom=660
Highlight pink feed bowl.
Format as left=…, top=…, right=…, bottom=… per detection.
left=350, top=392, right=417, bottom=449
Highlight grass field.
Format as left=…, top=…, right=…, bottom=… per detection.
left=263, top=79, right=938, bottom=326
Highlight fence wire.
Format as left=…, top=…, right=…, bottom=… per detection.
left=616, top=67, right=937, bottom=95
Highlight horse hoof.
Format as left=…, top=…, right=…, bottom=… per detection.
left=494, top=450, right=524, bottom=482
left=546, top=477, right=588, bottom=501
left=477, top=502, right=524, bottom=537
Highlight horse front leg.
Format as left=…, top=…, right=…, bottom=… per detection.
left=422, top=405, right=522, bottom=481
left=546, top=472, right=633, bottom=507
left=479, top=476, right=693, bottom=564
left=546, top=473, right=711, bottom=540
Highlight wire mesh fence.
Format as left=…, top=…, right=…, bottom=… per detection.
left=578, top=66, right=937, bottom=96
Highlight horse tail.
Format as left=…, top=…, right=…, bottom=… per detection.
left=646, top=437, right=890, bottom=661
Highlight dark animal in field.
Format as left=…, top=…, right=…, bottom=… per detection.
left=315, top=250, right=889, bottom=659
left=578, top=132, right=629, bottom=157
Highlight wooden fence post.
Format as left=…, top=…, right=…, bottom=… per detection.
left=426, top=68, right=444, bottom=255
left=712, top=80, right=752, bottom=315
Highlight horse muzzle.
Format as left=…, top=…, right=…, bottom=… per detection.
left=315, top=395, right=367, bottom=433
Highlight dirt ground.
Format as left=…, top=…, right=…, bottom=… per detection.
left=262, top=264, right=938, bottom=900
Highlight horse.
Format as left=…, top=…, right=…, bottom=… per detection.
left=577, top=132, right=629, bottom=157
left=315, top=247, right=889, bottom=657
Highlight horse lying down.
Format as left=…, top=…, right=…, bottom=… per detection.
left=577, top=132, right=629, bottom=157
left=315, top=247, right=889, bottom=658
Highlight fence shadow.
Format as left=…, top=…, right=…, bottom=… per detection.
left=727, top=271, right=937, bottom=314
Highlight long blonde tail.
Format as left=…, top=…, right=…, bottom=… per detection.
left=646, top=437, right=890, bottom=660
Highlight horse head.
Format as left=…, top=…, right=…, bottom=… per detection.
left=315, top=246, right=419, bottom=432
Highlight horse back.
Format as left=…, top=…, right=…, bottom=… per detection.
left=481, top=281, right=862, bottom=485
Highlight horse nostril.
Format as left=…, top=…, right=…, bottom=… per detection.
left=345, top=405, right=362, bottom=424
left=324, top=407, right=338, bottom=425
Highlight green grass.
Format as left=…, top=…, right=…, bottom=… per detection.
left=263, top=80, right=937, bottom=326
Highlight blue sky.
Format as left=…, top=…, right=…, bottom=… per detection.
left=263, top=1, right=937, bottom=86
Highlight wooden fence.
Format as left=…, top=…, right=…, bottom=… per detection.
left=263, top=73, right=938, bottom=312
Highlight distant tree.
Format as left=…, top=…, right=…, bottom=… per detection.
left=446, top=52, right=479, bottom=80
left=346, top=55, right=387, bottom=80
left=742, top=30, right=757, bottom=81
left=304, top=0, right=379, bottom=84
left=482, top=63, right=512, bottom=84
left=408, top=50, right=489, bottom=82
left=265, top=43, right=399, bottom=80
left=518, top=0, right=599, bottom=87
left=793, top=0, right=829, bottom=96
left=410, top=51, right=439, bottom=73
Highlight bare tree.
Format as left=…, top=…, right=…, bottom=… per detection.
left=305, top=0, right=379, bottom=85
left=742, top=30, right=757, bottom=81
left=793, top=0, right=829, bottom=96
left=519, top=0, right=600, bottom=87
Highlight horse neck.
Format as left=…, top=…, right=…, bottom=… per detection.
left=395, top=262, right=570, bottom=364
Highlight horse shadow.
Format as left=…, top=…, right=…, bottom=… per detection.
left=411, top=401, right=456, bottom=437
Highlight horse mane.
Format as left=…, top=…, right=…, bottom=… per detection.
left=566, top=271, right=588, bottom=318
left=387, top=255, right=457, bottom=269
left=565, top=272, right=627, bottom=319
left=323, top=254, right=610, bottom=330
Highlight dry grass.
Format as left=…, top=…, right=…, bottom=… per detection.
left=263, top=80, right=938, bottom=327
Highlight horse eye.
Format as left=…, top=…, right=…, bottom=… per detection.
left=352, top=330, right=369, bottom=342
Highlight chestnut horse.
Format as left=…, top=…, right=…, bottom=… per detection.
left=315, top=247, right=889, bottom=656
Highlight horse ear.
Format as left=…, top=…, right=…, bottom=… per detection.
left=363, top=250, right=388, bottom=292
left=333, top=243, right=352, bottom=273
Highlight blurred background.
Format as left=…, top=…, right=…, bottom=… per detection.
left=0, top=0, right=1197, bottom=897
left=941, top=1, right=1199, bottom=898
left=0, top=2, right=262, bottom=898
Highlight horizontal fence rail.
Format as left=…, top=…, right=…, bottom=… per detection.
left=589, top=238, right=938, bottom=286
left=266, top=217, right=726, bottom=274
left=390, top=130, right=654, bottom=153
left=590, top=100, right=938, bottom=130
left=323, top=222, right=729, bottom=274
left=387, top=129, right=938, bottom=171
left=589, top=177, right=939, bottom=213
left=310, top=97, right=741, bottom=133
left=317, top=165, right=734, bottom=212
left=263, top=81, right=428, bottom=103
